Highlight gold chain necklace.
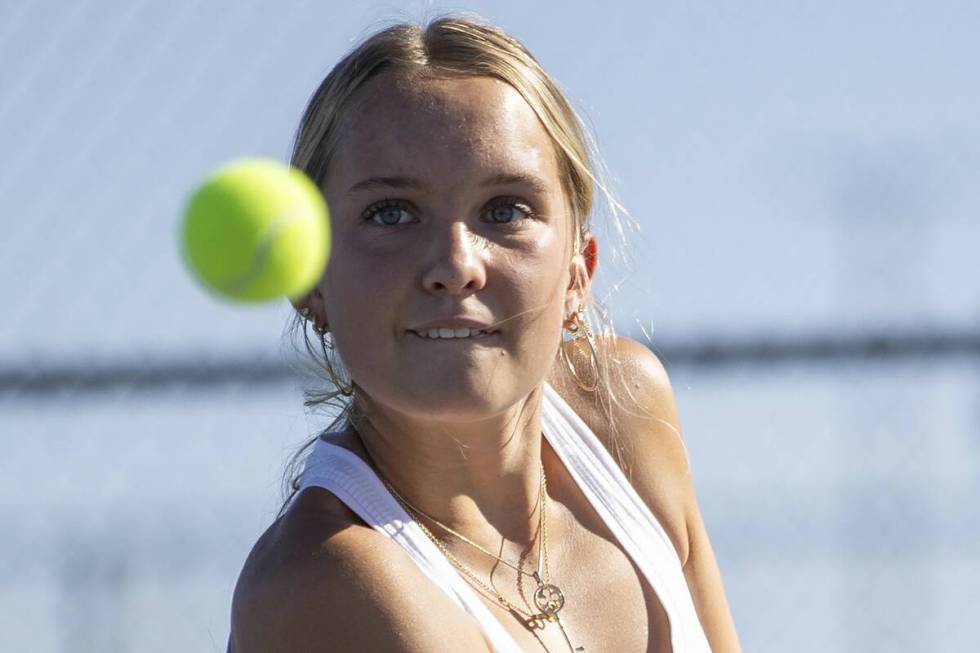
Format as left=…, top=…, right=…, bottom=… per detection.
left=392, top=473, right=544, bottom=580
left=383, top=464, right=584, bottom=652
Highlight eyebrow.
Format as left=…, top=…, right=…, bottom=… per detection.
left=347, top=172, right=552, bottom=196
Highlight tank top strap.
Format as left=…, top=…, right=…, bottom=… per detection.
left=540, top=382, right=712, bottom=652
left=297, top=439, right=524, bottom=652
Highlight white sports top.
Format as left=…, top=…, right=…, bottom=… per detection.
left=297, top=382, right=712, bottom=652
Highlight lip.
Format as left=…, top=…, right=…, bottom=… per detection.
left=407, top=317, right=499, bottom=333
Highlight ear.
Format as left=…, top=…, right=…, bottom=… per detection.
left=290, top=286, right=328, bottom=330
left=564, top=232, right=598, bottom=322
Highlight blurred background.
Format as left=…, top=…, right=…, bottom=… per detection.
left=2, top=0, right=978, bottom=651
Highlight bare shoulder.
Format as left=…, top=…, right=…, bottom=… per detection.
left=229, top=487, right=491, bottom=653
left=549, top=334, right=693, bottom=564
left=557, top=335, right=743, bottom=652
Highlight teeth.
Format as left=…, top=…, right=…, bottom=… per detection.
left=415, top=327, right=491, bottom=339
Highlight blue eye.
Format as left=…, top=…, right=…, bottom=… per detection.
left=361, top=197, right=537, bottom=227
left=362, top=199, right=413, bottom=226
left=486, top=199, right=535, bottom=225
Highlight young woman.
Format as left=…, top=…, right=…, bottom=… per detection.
left=230, top=16, right=741, bottom=653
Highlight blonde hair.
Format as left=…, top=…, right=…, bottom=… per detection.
left=279, top=14, right=641, bottom=516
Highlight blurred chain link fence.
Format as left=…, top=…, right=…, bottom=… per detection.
left=3, top=1, right=979, bottom=652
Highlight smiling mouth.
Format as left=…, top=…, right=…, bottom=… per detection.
left=409, top=327, right=499, bottom=340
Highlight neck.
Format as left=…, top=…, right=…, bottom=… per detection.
left=347, top=385, right=547, bottom=547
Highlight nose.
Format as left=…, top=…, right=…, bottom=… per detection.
left=421, top=221, right=487, bottom=296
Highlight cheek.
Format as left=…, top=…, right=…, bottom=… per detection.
left=320, top=243, right=405, bottom=342
left=325, top=227, right=410, bottom=291
left=507, top=232, right=570, bottom=302
left=499, top=242, right=570, bottom=348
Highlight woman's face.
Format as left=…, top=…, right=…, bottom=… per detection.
left=313, top=73, right=591, bottom=422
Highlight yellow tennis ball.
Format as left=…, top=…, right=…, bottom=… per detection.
left=181, top=158, right=330, bottom=302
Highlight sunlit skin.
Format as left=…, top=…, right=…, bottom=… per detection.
left=298, top=72, right=597, bottom=548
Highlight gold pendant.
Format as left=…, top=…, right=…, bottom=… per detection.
left=533, top=581, right=565, bottom=617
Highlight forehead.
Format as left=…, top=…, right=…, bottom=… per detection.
left=329, top=73, right=560, bottom=191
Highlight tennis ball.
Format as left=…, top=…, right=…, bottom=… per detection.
left=181, top=158, right=330, bottom=302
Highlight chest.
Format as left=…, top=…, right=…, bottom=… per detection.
left=472, top=503, right=674, bottom=653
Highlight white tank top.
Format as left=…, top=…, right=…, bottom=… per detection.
left=297, top=382, right=712, bottom=652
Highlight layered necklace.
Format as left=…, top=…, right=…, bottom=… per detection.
left=383, top=463, right=585, bottom=652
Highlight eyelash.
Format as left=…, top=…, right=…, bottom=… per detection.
left=360, top=197, right=537, bottom=227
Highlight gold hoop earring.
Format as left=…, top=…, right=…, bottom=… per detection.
left=300, top=307, right=329, bottom=336
left=559, top=304, right=599, bottom=392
